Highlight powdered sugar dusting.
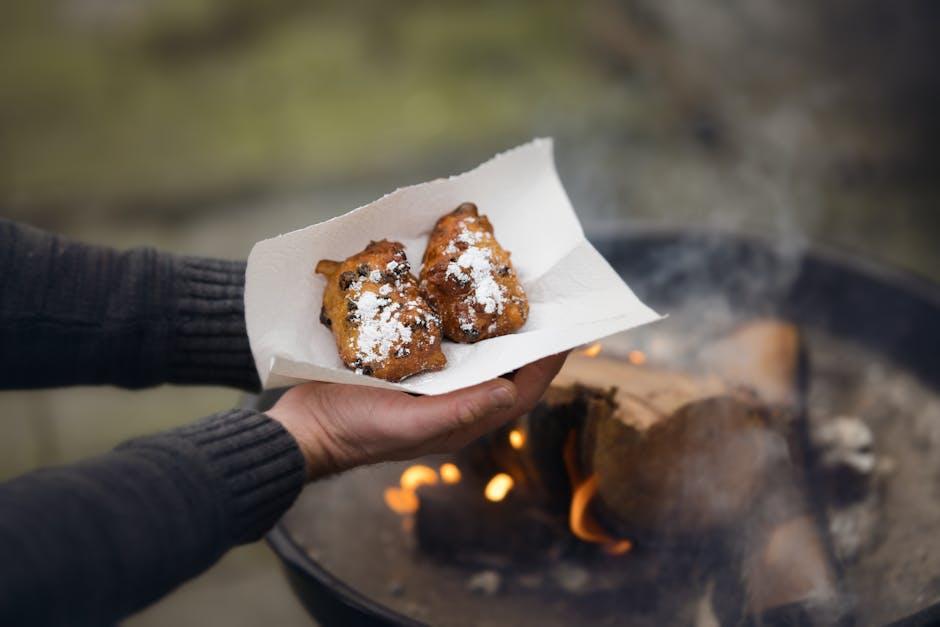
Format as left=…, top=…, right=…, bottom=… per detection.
left=354, top=297, right=412, bottom=364
left=343, top=259, right=437, bottom=368
left=445, top=246, right=506, bottom=315
left=348, top=282, right=411, bottom=364
left=457, top=228, right=484, bottom=247
left=460, top=306, right=477, bottom=333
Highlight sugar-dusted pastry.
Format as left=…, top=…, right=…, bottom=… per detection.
left=420, top=202, right=528, bottom=343
left=316, top=240, right=446, bottom=381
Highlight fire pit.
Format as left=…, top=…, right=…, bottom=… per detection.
left=259, top=227, right=940, bottom=627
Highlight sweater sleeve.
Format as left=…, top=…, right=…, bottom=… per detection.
left=0, top=218, right=260, bottom=391
left=0, top=409, right=306, bottom=626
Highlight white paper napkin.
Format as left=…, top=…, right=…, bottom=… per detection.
left=245, top=138, right=662, bottom=394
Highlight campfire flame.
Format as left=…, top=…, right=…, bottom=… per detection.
left=384, top=464, right=446, bottom=515
left=400, top=465, right=438, bottom=491
left=509, top=428, right=525, bottom=449
left=603, top=540, right=633, bottom=556
left=484, top=473, right=514, bottom=502
left=440, top=462, right=461, bottom=484
left=569, top=475, right=609, bottom=543
left=384, top=487, right=419, bottom=514
left=563, top=431, right=633, bottom=555
left=628, top=349, right=647, bottom=365
left=568, top=474, right=632, bottom=554
left=582, top=342, right=603, bottom=358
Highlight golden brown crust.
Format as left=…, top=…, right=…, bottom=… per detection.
left=419, top=202, right=528, bottom=343
left=316, top=240, right=446, bottom=382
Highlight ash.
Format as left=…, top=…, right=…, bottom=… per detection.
left=806, top=330, right=940, bottom=625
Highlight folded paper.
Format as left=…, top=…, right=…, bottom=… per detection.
left=245, top=138, right=661, bottom=394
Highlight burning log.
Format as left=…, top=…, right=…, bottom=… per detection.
left=408, top=319, right=846, bottom=622
left=586, top=396, right=791, bottom=542
left=558, top=320, right=808, bottom=541
left=560, top=321, right=846, bottom=623
left=554, top=352, right=731, bottom=431
left=697, top=319, right=804, bottom=407
left=453, top=320, right=814, bottom=546
left=741, top=512, right=840, bottom=619
left=414, top=479, right=567, bottom=567
left=542, top=325, right=801, bottom=541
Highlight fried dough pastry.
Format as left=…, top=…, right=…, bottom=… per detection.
left=420, top=202, right=528, bottom=343
left=316, top=240, right=446, bottom=381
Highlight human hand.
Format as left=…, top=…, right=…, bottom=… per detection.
left=266, top=352, right=568, bottom=479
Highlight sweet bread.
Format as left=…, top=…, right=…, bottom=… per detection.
left=316, top=240, right=446, bottom=381
left=419, top=203, right=528, bottom=343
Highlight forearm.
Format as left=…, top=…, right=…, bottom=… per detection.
left=0, top=409, right=305, bottom=626
left=0, top=219, right=259, bottom=390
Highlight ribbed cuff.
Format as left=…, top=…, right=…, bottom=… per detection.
left=170, top=409, right=307, bottom=544
left=168, top=255, right=260, bottom=391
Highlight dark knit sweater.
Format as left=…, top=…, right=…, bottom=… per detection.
left=0, top=219, right=306, bottom=625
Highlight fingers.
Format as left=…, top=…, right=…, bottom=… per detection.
left=519, top=350, right=569, bottom=396
left=400, top=351, right=569, bottom=455
left=498, top=350, right=570, bottom=417
left=402, top=378, right=518, bottom=437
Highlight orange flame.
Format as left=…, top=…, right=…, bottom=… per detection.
left=563, top=431, right=633, bottom=555
left=603, top=540, right=633, bottom=556
left=582, top=342, right=603, bottom=358
left=384, top=487, right=419, bottom=514
left=509, top=429, right=525, bottom=449
left=484, top=473, right=514, bottom=502
left=400, top=465, right=438, bottom=491
left=384, top=464, right=440, bottom=516
left=628, top=350, right=647, bottom=365
left=439, top=463, right=462, bottom=484
left=569, top=475, right=613, bottom=543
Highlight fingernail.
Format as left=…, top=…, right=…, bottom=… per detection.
left=490, top=384, right=516, bottom=409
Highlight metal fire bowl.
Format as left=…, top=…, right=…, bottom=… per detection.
left=262, top=226, right=940, bottom=627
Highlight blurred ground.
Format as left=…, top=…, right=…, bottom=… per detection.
left=1, top=1, right=938, bottom=625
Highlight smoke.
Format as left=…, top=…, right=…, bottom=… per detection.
left=550, top=0, right=892, bottom=350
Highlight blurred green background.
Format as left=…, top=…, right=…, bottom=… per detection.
left=1, top=0, right=937, bottom=625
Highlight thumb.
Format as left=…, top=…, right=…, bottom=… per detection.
left=401, top=378, right=519, bottom=439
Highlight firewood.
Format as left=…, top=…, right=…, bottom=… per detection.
left=542, top=321, right=809, bottom=541
left=456, top=384, right=617, bottom=513
left=414, top=481, right=566, bottom=566
left=554, top=353, right=731, bottom=431
left=558, top=320, right=842, bottom=620
left=586, top=396, right=790, bottom=541
left=456, top=320, right=808, bottom=541
left=696, top=319, right=804, bottom=408
left=742, top=513, right=838, bottom=615
left=439, top=318, right=839, bottom=619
